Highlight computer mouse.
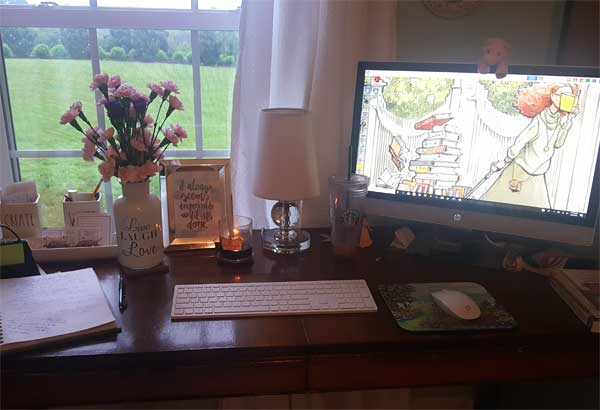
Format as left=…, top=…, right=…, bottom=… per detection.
left=431, top=289, right=481, bottom=320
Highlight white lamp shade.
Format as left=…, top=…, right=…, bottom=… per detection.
left=253, top=108, right=320, bottom=201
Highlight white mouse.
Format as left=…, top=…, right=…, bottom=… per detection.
left=431, top=289, right=481, bottom=320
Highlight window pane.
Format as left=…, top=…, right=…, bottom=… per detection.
left=97, top=0, right=190, bottom=9
left=1, top=27, right=94, bottom=150
left=97, top=29, right=195, bottom=150
left=19, top=158, right=106, bottom=227
left=200, top=0, right=241, bottom=10
left=0, top=1, right=90, bottom=5
left=199, top=31, right=237, bottom=150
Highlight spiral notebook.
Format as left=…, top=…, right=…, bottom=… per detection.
left=0, top=268, right=118, bottom=353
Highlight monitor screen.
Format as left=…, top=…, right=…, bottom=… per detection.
left=351, top=62, right=600, bottom=229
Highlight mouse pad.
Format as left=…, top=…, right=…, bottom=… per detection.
left=378, top=282, right=517, bottom=332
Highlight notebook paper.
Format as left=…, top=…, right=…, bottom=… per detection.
left=0, top=268, right=117, bottom=352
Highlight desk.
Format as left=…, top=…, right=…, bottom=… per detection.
left=2, top=229, right=598, bottom=408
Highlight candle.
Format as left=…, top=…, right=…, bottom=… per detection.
left=218, top=216, right=253, bottom=264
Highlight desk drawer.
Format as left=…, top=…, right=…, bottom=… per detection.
left=2, top=357, right=307, bottom=408
left=308, top=349, right=597, bottom=391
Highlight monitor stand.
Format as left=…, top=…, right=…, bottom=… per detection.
left=430, top=225, right=466, bottom=254
left=405, top=224, right=529, bottom=270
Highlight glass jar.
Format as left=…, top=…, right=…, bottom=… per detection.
left=328, top=174, right=370, bottom=257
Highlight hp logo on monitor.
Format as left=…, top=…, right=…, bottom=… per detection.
left=453, top=213, right=462, bottom=222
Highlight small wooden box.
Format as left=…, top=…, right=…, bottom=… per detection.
left=0, top=194, right=42, bottom=239
left=63, top=193, right=102, bottom=228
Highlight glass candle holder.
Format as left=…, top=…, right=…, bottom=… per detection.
left=217, top=215, right=253, bottom=264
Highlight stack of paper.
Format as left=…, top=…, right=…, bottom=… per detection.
left=0, top=268, right=118, bottom=353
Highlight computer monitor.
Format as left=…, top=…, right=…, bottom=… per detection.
left=351, top=62, right=600, bottom=246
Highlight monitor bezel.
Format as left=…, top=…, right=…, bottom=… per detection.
left=350, top=61, right=600, bottom=230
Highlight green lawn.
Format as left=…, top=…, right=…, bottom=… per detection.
left=6, top=58, right=235, bottom=226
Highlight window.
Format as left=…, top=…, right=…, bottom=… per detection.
left=0, top=0, right=240, bottom=225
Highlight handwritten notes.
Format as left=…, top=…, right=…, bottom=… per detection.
left=0, top=268, right=116, bottom=348
left=172, top=171, right=222, bottom=240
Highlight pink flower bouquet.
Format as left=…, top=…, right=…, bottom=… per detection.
left=60, top=74, right=187, bottom=184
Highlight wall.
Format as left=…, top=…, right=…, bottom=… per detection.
left=396, top=1, right=566, bottom=65
left=558, top=0, right=599, bottom=66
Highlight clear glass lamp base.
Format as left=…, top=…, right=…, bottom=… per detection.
left=261, top=228, right=311, bottom=254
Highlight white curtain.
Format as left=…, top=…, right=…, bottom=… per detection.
left=230, top=0, right=398, bottom=228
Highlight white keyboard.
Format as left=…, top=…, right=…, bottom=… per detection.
left=171, top=280, right=377, bottom=320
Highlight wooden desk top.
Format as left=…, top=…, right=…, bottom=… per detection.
left=2, top=229, right=598, bottom=407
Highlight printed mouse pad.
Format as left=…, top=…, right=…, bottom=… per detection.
left=378, top=282, right=517, bottom=332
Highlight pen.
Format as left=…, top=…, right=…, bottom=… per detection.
left=92, top=177, right=103, bottom=199
left=119, top=274, right=127, bottom=313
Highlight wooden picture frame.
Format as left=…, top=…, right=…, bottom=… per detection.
left=161, top=159, right=233, bottom=252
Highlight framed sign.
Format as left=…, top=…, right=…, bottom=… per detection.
left=162, top=159, right=233, bottom=252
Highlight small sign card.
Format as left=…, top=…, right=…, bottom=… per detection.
left=74, top=213, right=111, bottom=246
left=162, top=159, right=233, bottom=251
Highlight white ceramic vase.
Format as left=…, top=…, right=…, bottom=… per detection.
left=113, top=180, right=164, bottom=270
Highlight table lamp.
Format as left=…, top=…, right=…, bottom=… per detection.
left=253, top=108, right=319, bottom=253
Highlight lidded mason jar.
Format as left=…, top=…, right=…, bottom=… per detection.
left=328, top=174, right=370, bottom=257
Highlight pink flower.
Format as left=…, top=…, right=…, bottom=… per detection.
left=168, top=95, right=184, bottom=110
left=118, top=165, right=144, bottom=184
left=60, top=110, right=78, bottom=125
left=71, top=101, right=82, bottom=113
left=144, top=129, right=159, bottom=153
left=108, top=75, right=121, bottom=88
left=98, top=158, right=115, bottom=182
left=132, top=92, right=149, bottom=102
left=144, top=114, right=154, bottom=126
left=139, top=161, right=161, bottom=179
left=107, top=147, right=118, bottom=159
left=108, top=147, right=126, bottom=161
left=82, top=137, right=96, bottom=161
left=59, top=101, right=82, bottom=124
left=161, top=80, right=179, bottom=94
left=143, top=128, right=154, bottom=143
left=162, top=127, right=179, bottom=146
left=89, top=73, right=109, bottom=91
left=112, top=85, right=137, bottom=98
left=98, top=95, right=115, bottom=107
left=85, top=127, right=105, bottom=141
left=172, top=124, right=188, bottom=139
left=101, top=128, right=115, bottom=142
left=147, top=83, right=164, bottom=97
left=131, top=139, right=146, bottom=152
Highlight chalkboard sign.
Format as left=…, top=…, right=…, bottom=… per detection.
left=162, top=159, right=233, bottom=251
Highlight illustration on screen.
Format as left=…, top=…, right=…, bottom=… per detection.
left=357, top=74, right=600, bottom=214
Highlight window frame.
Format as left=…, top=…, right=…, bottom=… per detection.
left=0, top=1, right=239, bottom=216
